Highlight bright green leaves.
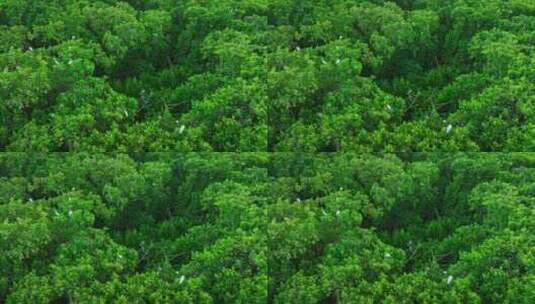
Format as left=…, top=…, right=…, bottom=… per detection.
left=452, top=80, right=535, bottom=151
left=267, top=153, right=535, bottom=303
left=0, top=1, right=534, bottom=303
left=0, top=49, right=51, bottom=138
left=30, top=1, right=155, bottom=71
left=316, top=231, right=405, bottom=303
left=0, top=199, right=52, bottom=273
left=201, top=29, right=260, bottom=78
left=0, top=0, right=268, bottom=152
left=449, top=232, right=534, bottom=304
left=266, top=0, right=535, bottom=152
left=47, top=192, right=98, bottom=239
left=180, top=232, right=267, bottom=304
left=469, top=30, right=524, bottom=79
left=48, top=40, right=97, bottom=88
left=268, top=192, right=404, bottom=303
left=0, top=153, right=534, bottom=303
left=268, top=38, right=407, bottom=151
left=181, top=78, right=267, bottom=151
left=468, top=181, right=535, bottom=231
left=0, top=25, right=27, bottom=52
left=0, top=153, right=271, bottom=303
left=268, top=154, right=406, bottom=302
left=50, top=231, right=137, bottom=293
left=9, top=78, right=138, bottom=151
left=6, top=230, right=139, bottom=304
left=1, top=0, right=534, bottom=152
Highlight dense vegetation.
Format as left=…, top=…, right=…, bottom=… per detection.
left=1, top=0, right=267, bottom=151
left=268, top=153, right=534, bottom=303
left=1, top=153, right=534, bottom=303
left=268, top=0, right=535, bottom=151
left=0, top=0, right=534, bottom=151
left=1, top=153, right=269, bottom=303
left=1, top=0, right=534, bottom=303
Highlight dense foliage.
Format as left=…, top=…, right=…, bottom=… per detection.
left=1, top=153, right=534, bottom=303
left=1, top=0, right=267, bottom=151
left=268, top=153, right=535, bottom=303
left=1, top=0, right=534, bottom=303
left=1, top=153, right=269, bottom=303
left=268, top=0, right=535, bottom=151
left=0, top=0, right=534, bottom=151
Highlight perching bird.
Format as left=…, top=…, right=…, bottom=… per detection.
left=446, top=124, right=453, bottom=134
